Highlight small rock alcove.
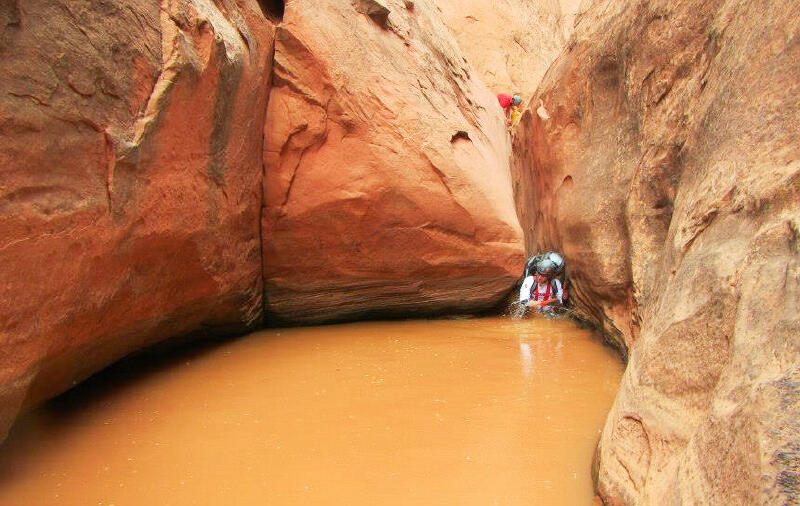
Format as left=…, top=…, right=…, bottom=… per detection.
left=256, top=0, right=284, bottom=21
left=451, top=130, right=471, bottom=143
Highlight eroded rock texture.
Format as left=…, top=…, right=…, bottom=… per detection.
left=438, top=0, right=566, bottom=99
left=0, top=0, right=275, bottom=440
left=262, top=0, right=524, bottom=324
left=558, top=0, right=583, bottom=38
left=513, top=0, right=800, bottom=504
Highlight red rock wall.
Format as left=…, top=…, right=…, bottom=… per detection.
left=0, top=0, right=528, bottom=440
left=0, top=0, right=275, bottom=440
left=262, top=0, right=524, bottom=323
left=513, top=0, right=800, bottom=504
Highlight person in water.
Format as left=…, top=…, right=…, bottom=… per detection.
left=497, top=92, right=522, bottom=126
left=518, top=256, right=564, bottom=312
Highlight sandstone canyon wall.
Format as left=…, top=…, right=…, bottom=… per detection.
left=1, top=0, right=527, bottom=440
left=0, top=0, right=276, bottom=441
left=558, top=0, right=583, bottom=38
left=438, top=0, right=566, bottom=100
left=262, top=0, right=524, bottom=323
left=512, top=0, right=799, bottom=504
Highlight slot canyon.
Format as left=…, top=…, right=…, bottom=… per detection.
left=0, top=0, right=797, bottom=505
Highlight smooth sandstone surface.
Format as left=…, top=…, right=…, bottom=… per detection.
left=1, top=0, right=528, bottom=439
left=558, top=0, right=583, bottom=38
left=0, top=0, right=276, bottom=440
left=438, top=0, right=566, bottom=99
left=512, top=0, right=799, bottom=505
left=262, top=0, right=524, bottom=324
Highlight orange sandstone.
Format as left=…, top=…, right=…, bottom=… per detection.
left=0, top=0, right=276, bottom=440
left=262, top=0, right=524, bottom=324
left=512, top=1, right=800, bottom=504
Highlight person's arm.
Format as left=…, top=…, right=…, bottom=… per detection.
left=553, top=279, right=563, bottom=304
left=519, top=276, right=534, bottom=303
left=526, top=283, right=547, bottom=307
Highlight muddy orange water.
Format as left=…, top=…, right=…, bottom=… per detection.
left=0, top=318, right=622, bottom=506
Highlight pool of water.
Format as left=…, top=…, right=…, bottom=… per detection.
left=0, top=318, right=622, bottom=506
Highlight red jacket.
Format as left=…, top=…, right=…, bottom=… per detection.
left=497, top=93, right=513, bottom=109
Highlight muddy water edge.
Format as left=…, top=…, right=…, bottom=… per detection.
left=0, top=318, right=622, bottom=506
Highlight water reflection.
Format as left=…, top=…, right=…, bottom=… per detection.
left=519, top=342, right=533, bottom=378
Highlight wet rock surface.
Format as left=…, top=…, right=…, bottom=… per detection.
left=512, top=0, right=800, bottom=504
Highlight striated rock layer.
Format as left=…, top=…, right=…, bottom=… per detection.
left=262, top=0, right=524, bottom=324
left=0, top=0, right=276, bottom=440
left=513, top=0, right=800, bottom=504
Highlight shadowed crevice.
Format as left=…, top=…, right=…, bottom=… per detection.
left=255, top=0, right=284, bottom=22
